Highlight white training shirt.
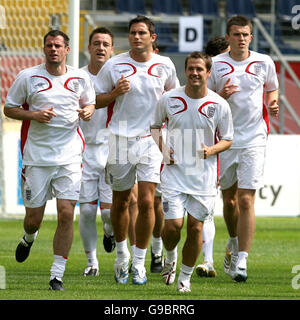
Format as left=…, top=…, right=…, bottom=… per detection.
left=94, top=51, right=178, bottom=138
left=208, top=50, right=279, bottom=148
left=4, top=63, right=95, bottom=166
left=151, top=86, right=233, bottom=196
left=79, top=65, right=110, bottom=145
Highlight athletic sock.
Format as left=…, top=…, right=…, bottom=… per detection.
left=237, top=251, right=248, bottom=269
left=229, top=236, right=238, bottom=255
left=165, top=246, right=177, bottom=264
left=202, top=218, right=215, bottom=264
left=132, top=247, right=147, bottom=270
left=50, top=255, right=68, bottom=281
left=24, top=230, right=38, bottom=243
left=178, top=264, right=194, bottom=282
left=151, top=236, right=163, bottom=256
left=115, top=239, right=130, bottom=264
left=101, top=208, right=113, bottom=236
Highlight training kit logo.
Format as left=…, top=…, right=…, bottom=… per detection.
left=291, top=5, right=300, bottom=30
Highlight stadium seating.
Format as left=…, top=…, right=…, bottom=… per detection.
left=276, top=0, right=298, bottom=21
left=152, top=0, right=182, bottom=15
left=116, top=0, right=146, bottom=14
left=155, top=23, right=178, bottom=52
left=189, top=0, right=219, bottom=17
left=226, top=0, right=256, bottom=18
left=258, top=19, right=300, bottom=54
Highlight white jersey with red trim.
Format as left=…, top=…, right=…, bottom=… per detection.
left=151, top=86, right=233, bottom=196
left=208, top=51, right=279, bottom=148
left=94, top=51, right=177, bottom=138
left=4, top=63, right=95, bottom=166
left=79, top=65, right=110, bottom=145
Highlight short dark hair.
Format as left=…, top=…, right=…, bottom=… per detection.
left=89, top=27, right=114, bottom=46
left=205, top=36, right=229, bottom=57
left=43, top=30, right=70, bottom=47
left=226, top=15, right=252, bottom=35
left=185, top=51, right=212, bottom=72
left=129, top=15, right=155, bottom=35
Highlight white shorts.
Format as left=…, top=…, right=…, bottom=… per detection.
left=219, top=146, right=266, bottom=190
left=79, top=144, right=112, bottom=204
left=21, top=163, right=82, bottom=208
left=161, top=188, right=215, bottom=222
left=106, top=135, right=162, bottom=191
left=155, top=183, right=162, bottom=197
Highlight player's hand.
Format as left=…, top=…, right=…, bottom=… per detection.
left=268, top=99, right=279, bottom=117
left=219, top=78, right=240, bottom=99
left=77, top=104, right=95, bottom=121
left=197, top=143, right=211, bottom=159
left=34, top=107, right=57, bottom=123
left=164, top=147, right=175, bottom=165
left=114, top=74, right=130, bottom=97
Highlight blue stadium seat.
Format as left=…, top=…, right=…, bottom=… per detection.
left=189, top=0, right=219, bottom=17
left=155, top=23, right=178, bottom=52
left=258, top=20, right=300, bottom=55
left=226, top=0, right=256, bottom=18
left=152, top=0, right=182, bottom=15
left=277, top=0, right=298, bottom=21
left=116, top=0, right=146, bottom=14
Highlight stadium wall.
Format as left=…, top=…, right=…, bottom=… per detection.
left=1, top=131, right=300, bottom=217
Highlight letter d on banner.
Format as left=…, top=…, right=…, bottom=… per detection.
left=179, top=16, right=203, bottom=52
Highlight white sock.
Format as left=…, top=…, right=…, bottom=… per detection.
left=165, top=246, right=177, bottom=264
left=116, top=239, right=130, bottom=263
left=101, top=208, right=113, bottom=236
left=151, top=236, right=163, bottom=255
left=179, top=264, right=194, bottom=282
left=50, top=255, right=68, bottom=281
left=131, top=244, right=136, bottom=255
left=132, top=247, right=147, bottom=270
left=227, top=236, right=238, bottom=254
left=202, top=219, right=215, bottom=264
left=79, top=203, right=98, bottom=266
left=237, top=251, right=248, bottom=269
left=24, top=230, right=38, bottom=243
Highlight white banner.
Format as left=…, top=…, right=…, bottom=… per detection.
left=1, top=132, right=300, bottom=217
left=179, top=16, right=203, bottom=53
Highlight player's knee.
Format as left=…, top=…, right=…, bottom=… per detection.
left=238, top=193, right=254, bottom=211
left=223, top=197, right=237, bottom=212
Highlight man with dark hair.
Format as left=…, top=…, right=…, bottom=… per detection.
left=95, top=15, right=178, bottom=285
left=151, top=51, right=233, bottom=292
left=4, top=30, right=95, bottom=290
left=208, top=15, right=279, bottom=282
left=78, top=27, right=115, bottom=277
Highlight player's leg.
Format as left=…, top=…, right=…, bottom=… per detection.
left=15, top=206, right=45, bottom=263
left=178, top=213, right=203, bottom=292
left=49, top=163, right=81, bottom=290
left=160, top=189, right=186, bottom=286
left=222, top=182, right=239, bottom=275
left=111, top=188, right=132, bottom=283
left=131, top=181, right=156, bottom=284
left=128, top=183, right=138, bottom=256
left=196, top=215, right=217, bottom=278
left=16, top=165, right=50, bottom=263
left=151, top=192, right=164, bottom=273
left=79, top=201, right=99, bottom=275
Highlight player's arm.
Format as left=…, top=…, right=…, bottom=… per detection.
left=265, top=89, right=279, bottom=117
left=4, top=105, right=57, bottom=123
left=96, top=74, right=130, bottom=109
left=199, top=139, right=232, bottom=159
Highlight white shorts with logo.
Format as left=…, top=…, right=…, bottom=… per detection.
left=21, top=163, right=82, bottom=208
left=106, top=134, right=163, bottom=192
left=79, top=143, right=112, bottom=204
left=161, top=188, right=215, bottom=222
left=219, top=146, right=266, bottom=190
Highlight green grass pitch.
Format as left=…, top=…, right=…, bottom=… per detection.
left=0, top=216, right=299, bottom=300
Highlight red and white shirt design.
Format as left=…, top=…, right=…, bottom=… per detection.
left=151, top=87, right=233, bottom=196
left=94, top=51, right=178, bottom=138
left=4, top=63, right=95, bottom=166
left=208, top=51, right=279, bottom=149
